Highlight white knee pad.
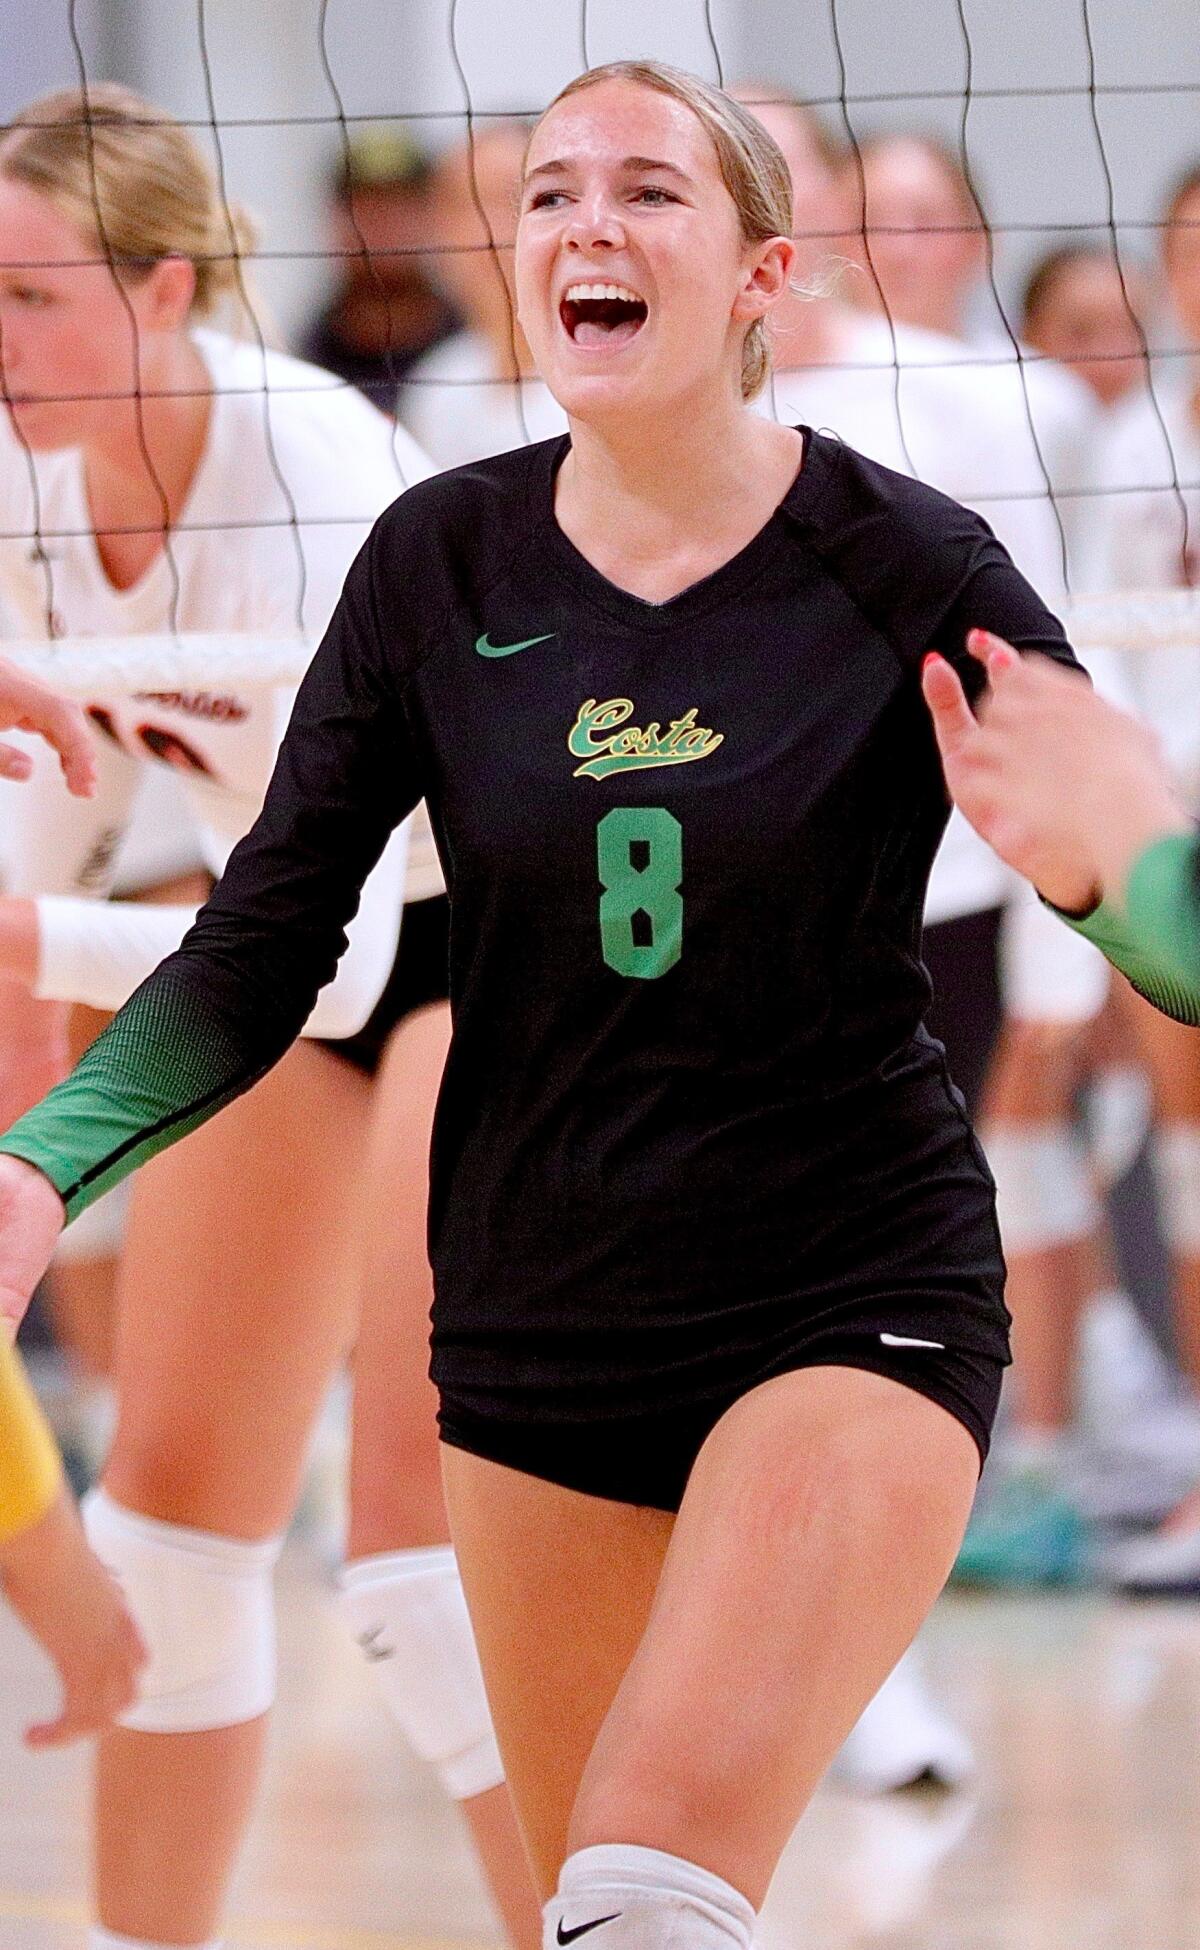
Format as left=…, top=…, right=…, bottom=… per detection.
left=547, top=1846, right=756, bottom=1950
left=82, top=1488, right=282, bottom=1734
left=983, top=1123, right=1101, bottom=1253
left=337, top=1545, right=503, bottom=1800
left=1153, top=1124, right=1200, bottom=1257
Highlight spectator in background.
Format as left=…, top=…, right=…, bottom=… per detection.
left=842, top=132, right=1097, bottom=583
left=1023, top=244, right=1152, bottom=412
left=300, top=124, right=457, bottom=412
left=399, top=122, right=564, bottom=465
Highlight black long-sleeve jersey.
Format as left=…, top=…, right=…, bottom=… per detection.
left=0, top=429, right=1077, bottom=1425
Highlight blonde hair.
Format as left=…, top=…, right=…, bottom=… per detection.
left=0, top=83, right=259, bottom=325
left=537, top=61, right=793, bottom=400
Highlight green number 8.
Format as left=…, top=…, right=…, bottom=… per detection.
left=597, top=806, right=683, bottom=980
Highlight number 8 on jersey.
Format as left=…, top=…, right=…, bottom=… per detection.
left=597, top=806, right=683, bottom=980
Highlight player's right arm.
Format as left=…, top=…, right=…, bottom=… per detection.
left=0, top=523, right=426, bottom=1330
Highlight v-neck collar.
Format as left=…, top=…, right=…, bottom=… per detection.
left=527, top=426, right=827, bottom=632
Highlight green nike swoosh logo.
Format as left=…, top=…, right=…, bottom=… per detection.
left=475, top=631, right=555, bottom=658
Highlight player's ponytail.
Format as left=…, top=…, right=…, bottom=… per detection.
left=540, top=61, right=794, bottom=401
left=0, top=83, right=269, bottom=338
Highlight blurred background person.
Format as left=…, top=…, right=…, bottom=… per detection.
left=399, top=121, right=564, bottom=464
left=841, top=131, right=1098, bottom=585
left=300, top=123, right=457, bottom=412
left=1023, top=242, right=1153, bottom=413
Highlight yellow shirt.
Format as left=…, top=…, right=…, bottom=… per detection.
left=0, top=1340, right=63, bottom=1542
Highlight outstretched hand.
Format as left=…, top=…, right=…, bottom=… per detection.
left=922, top=629, right=1189, bottom=912
left=0, top=657, right=96, bottom=797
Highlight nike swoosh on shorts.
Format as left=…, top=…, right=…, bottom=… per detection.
left=556, top=1915, right=621, bottom=1943
left=879, top=1332, right=946, bottom=1350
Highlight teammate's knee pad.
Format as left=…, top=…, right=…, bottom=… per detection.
left=337, top=1545, right=503, bottom=1800
left=90, top=1931, right=222, bottom=1950
left=983, top=1122, right=1101, bottom=1253
left=1152, top=1123, right=1200, bottom=1258
left=82, top=1487, right=282, bottom=1734
left=546, top=1846, right=757, bottom=1950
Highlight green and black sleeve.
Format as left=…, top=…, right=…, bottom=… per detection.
left=1052, top=830, right=1200, bottom=1026
left=0, top=529, right=424, bottom=1218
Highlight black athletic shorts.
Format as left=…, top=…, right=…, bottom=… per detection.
left=921, top=904, right=1005, bottom=1122
left=439, top=1335, right=1004, bottom=1513
left=321, top=892, right=451, bottom=1078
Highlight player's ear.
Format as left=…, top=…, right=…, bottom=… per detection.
left=140, top=255, right=198, bottom=334
left=732, top=234, right=795, bottom=325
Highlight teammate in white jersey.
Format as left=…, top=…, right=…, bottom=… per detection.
left=749, top=93, right=1109, bottom=1589
left=1080, top=164, right=1200, bottom=1595
left=0, top=86, right=537, bottom=1950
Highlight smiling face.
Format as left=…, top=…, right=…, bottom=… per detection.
left=850, top=139, right=984, bottom=335
left=0, top=176, right=190, bottom=452
left=515, top=77, right=791, bottom=425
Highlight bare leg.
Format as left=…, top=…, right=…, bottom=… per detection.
left=96, top=1039, right=370, bottom=1946
left=444, top=1365, right=978, bottom=1905
left=347, top=1003, right=541, bottom=1950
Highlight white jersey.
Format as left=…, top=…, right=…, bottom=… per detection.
left=400, top=330, right=567, bottom=470
left=1080, top=370, right=1200, bottom=801
left=0, top=329, right=442, bottom=1032
left=766, top=315, right=1106, bottom=1020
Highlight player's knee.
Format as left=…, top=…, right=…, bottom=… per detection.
left=336, top=1545, right=503, bottom=1801
left=82, top=1487, right=282, bottom=1733
left=983, top=1120, right=1100, bottom=1252
left=1152, top=1122, right=1200, bottom=1259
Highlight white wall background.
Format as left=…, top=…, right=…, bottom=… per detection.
left=1, top=0, right=1196, bottom=341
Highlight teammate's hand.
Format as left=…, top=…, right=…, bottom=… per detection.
left=0, top=1155, right=66, bottom=1343
left=0, top=657, right=96, bottom=798
left=0, top=1484, right=146, bottom=1745
left=922, top=630, right=1190, bottom=911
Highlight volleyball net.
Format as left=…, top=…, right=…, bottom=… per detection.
left=1, top=0, right=1198, bottom=699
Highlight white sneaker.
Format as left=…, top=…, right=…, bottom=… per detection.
left=1104, top=1517, right=1200, bottom=1596
left=826, top=1647, right=975, bottom=1795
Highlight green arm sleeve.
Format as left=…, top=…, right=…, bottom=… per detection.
left=1053, top=832, right=1200, bottom=1026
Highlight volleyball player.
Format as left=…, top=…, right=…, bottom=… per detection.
left=1074, top=163, right=1200, bottom=1593
left=0, top=61, right=1091, bottom=1946
left=0, top=87, right=537, bottom=1950
left=750, top=90, right=1108, bottom=1589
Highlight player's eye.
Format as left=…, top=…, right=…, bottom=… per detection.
left=631, top=186, right=678, bottom=205
left=4, top=284, right=54, bottom=309
left=526, top=188, right=571, bottom=211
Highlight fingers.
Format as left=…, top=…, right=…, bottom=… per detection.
left=966, top=628, right=1019, bottom=677
left=24, top=1619, right=146, bottom=1749
left=35, top=700, right=97, bottom=800
left=920, top=652, right=979, bottom=757
left=0, top=742, right=34, bottom=782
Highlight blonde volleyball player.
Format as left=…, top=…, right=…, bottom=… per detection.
left=0, top=63, right=1089, bottom=1947
left=0, top=88, right=536, bottom=1950
left=0, top=660, right=144, bottom=1747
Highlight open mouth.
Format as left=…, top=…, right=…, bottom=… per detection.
left=560, top=281, right=648, bottom=348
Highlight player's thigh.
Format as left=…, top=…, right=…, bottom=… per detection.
left=105, top=1037, right=371, bottom=1535
left=1118, top=977, right=1200, bottom=1120
left=441, top=1444, right=673, bottom=1897
left=350, top=1002, right=452, bottom=1550
left=571, top=1365, right=980, bottom=1903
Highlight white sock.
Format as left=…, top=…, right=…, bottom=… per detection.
left=545, top=1844, right=756, bottom=1949
left=90, top=1930, right=222, bottom=1950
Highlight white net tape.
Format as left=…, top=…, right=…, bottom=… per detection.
left=6, top=594, right=1199, bottom=700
